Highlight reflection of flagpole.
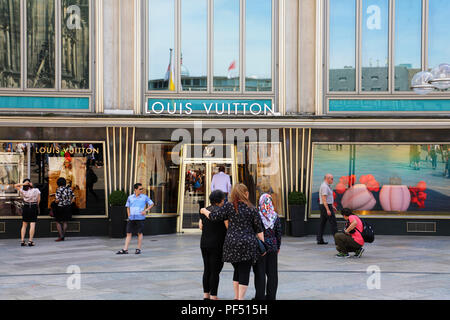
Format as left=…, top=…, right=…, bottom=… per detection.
left=169, top=49, right=175, bottom=91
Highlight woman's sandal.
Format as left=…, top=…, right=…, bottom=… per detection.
left=28, top=241, right=35, bottom=247
left=20, top=241, right=26, bottom=247
left=135, top=249, right=141, bottom=255
left=116, top=249, right=128, bottom=255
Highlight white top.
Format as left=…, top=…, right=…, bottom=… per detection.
left=21, top=188, right=41, bottom=203
left=211, top=172, right=231, bottom=193
left=319, top=181, right=333, bottom=204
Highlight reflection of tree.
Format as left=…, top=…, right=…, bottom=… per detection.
left=0, top=0, right=21, bottom=88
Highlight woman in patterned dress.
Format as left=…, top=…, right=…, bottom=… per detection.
left=54, top=177, right=75, bottom=242
left=201, top=183, right=264, bottom=300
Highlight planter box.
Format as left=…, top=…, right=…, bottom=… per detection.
left=289, top=204, right=307, bottom=237
left=109, top=206, right=127, bottom=238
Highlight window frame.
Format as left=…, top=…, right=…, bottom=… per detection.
left=143, top=0, right=278, bottom=105
left=323, top=0, right=450, bottom=112
left=0, top=0, right=95, bottom=99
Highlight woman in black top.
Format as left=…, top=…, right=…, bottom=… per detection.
left=201, top=184, right=264, bottom=300
left=253, top=193, right=282, bottom=300
left=199, top=190, right=228, bottom=300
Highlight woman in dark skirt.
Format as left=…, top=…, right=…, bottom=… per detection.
left=54, top=177, right=75, bottom=242
left=15, top=179, right=41, bottom=246
left=201, top=184, right=264, bottom=300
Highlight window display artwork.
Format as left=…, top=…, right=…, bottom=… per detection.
left=311, top=144, right=450, bottom=216
left=0, top=142, right=105, bottom=217
left=48, top=157, right=87, bottom=209
left=0, top=152, right=24, bottom=197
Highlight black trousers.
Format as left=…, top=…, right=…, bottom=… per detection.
left=253, top=251, right=278, bottom=300
left=201, top=247, right=224, bottom=296
left=317, top=204, right=338, bottom=242
left=232, top=260, right=253, bottom=286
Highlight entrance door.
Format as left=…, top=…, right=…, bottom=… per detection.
left=177, top=144, right=237, bottom=232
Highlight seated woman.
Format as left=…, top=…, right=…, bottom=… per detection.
left=334, top=208, right=365, bottom=258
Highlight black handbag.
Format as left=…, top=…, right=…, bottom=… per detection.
left=257, top=239, right=267, bottom=255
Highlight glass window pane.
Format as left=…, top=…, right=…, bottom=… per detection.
left=0, top=142, right=106, bottom=217
left=213, top=0, right=239, bottom=92
left=311, top=144, right=450, bottom=216
left=239, top=143, right=284, bottom=217
left=361, top=0, right=389, bottom=92
left=27, top=0, right=56, bottom=88
left=61, top=0, right=90, bottom=89
left=135, top=143, right=180, bottom=214
left=428, top=0, right=450, bottom=70
left=0, top=0, right=21, bottom=88
left=394, top=0, right=421, bottom=91
left=245, top=0, right=272, bottom=92
left=181, top=0, right=207, bottom=92
left=328, top=0, right=356, bottom=92
left=148, top=0, right=175, bottom=91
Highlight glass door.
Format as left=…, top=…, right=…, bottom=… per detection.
left=181, top=163, right=207, bottom=229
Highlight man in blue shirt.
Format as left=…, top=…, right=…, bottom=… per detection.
left=116, top=183, right=154, bottom=255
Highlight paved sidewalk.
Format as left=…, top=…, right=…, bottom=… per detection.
left=1, top=234, right=449, bottom=300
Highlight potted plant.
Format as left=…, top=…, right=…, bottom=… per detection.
left=108, top=190, right=128, bottom=238
left=288, top=191, right=307, bottom=237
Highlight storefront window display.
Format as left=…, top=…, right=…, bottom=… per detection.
left=311, top=144, right=450, bottom=216
left=238, top=143, right=284, bottom=217
left=135, top=143, right=180, bottom=214
left=0, top=142, right=106, bottom=217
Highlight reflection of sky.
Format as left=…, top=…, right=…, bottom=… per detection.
left=148, top=0, right=174, bottom=80
left=362, top=0, right=388, bottom=68
left=329, top=0, right=355, bottom=69
left=246, top=0, right=272, bottom=79
left=428, top=0, right=450, bottom=68
left=214, top=0, right=240, bottom=78
left=148, top=0, right=272, bottom=80
left=329, top=0, right=450, bottom=71
left=181, top=0, right=207, bottom=77
left=395, top=0, right=421, bottom=68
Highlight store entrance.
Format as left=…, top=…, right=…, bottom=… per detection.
left=177, top=145, right=237, bottom=232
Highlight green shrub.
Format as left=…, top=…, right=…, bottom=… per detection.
left=288, top=191, right=306, bottom=205
left=108, top=190, right=128, bottom=206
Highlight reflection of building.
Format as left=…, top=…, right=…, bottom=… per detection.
left=329, top=66, right=421, bottom=92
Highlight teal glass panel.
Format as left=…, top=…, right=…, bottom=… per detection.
left=0, top=96, right=89, bottom=110
left=329, top=99, right=450, bottom=112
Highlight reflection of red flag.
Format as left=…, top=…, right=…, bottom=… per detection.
left=228, top=60, right=236, bottom=72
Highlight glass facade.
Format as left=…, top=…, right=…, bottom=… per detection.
left=213, top=0, right=240, bottom=92
left=0, top=141, right=106, bottom=217
left=146, top=0, right=274, bottom=93
left=0, top=0, right=91, bottom=90
left=61, top=0, right=90, bottom=89
left=311, top=144, right=450, bottom=216
left=327, top=0, right=449, bottom=95
left=135, top=143, right=180, bottom=214
left=0, top=0, right=21, bottom=88
left=26, top=0, right=56, bottom=89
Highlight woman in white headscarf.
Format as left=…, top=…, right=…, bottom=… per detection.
left=253, top=193, right=282, bottom=300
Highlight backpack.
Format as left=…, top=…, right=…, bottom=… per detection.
left=357, top=218, right=375, bottom=243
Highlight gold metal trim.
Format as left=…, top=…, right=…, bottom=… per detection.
left=106, top=127, right=112, bottom=195
left=113, top=127, right=117, bottom=191
left=289, top=128, right=293, bottom=193
left=296, top=128, right=299, bottom=191
left=301, top=128, right=305, bottom=193
left=304, top=128, right=312, bottom=220
left=124, top=128, right=129, bottom=193
left=119, top=127, right=122, bottom=190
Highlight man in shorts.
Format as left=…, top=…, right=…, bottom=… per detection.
left=116, top=183, right=154, bottom=255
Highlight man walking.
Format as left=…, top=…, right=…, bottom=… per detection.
left=211, top=166, right=231, bottom=201
left=317, top=174, right=338, bottom=245
left=116, top=183, right=154, bottom=255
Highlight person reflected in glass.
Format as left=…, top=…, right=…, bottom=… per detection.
left=15, top=179, right=41, bottom=246
left=199, top=190, right=229, bottom=300
left=200, top=184, right=264, bottom=300
left=253, top=193, right=281, bottom=300
left=211, top=166, right=231, bottom=201
left=54, top=177, right=75, bottom=242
